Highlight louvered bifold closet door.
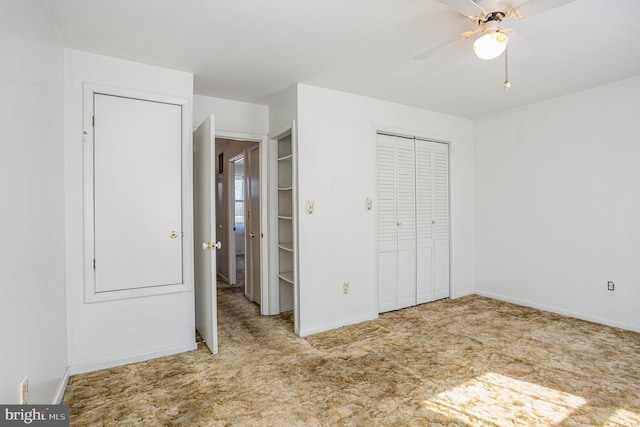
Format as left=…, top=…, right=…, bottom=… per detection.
left=433, top=142, right=450, bottom=299
left=415, top=140, right=434, bottom=304
left=395, top=137, right=416, bottom=309
left=376, top=134, right=398, bottom=313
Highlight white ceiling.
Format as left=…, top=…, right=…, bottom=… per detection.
left=46, top=0, right=640, bottom=119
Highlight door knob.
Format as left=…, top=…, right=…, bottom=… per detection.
left=249, top=233, right=256, bottom=238
left=202, top=241, right=222, bottom=250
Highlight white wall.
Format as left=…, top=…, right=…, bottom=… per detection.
left=194, top=94, right=268, bottom=135
left=269, top=85, right=298, bottom=134
left=64, top=49, right=196, bottom=373
left=474, top=76, right=640, bottom=332
left=295, top=84, right=475, bottom=336
left=0, top=1, right=68, bottom=403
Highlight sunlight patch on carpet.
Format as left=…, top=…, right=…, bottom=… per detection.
left=603, top=408, right=640, bottom=426
left=420, top=372, right=586, bottom=426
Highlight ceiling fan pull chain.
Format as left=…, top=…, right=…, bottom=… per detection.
left=503, top=44, right=511, bottom=90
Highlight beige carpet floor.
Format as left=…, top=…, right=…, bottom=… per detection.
left=63, top=286, right=640, bottom=426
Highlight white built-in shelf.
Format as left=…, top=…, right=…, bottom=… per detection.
left=279, top=271, right=294, bottom=284
left=278, top=154, right=293, bottom=162
left=278, top=242, right=294, bottom=252
left=276, top=133, right=295, bottom=315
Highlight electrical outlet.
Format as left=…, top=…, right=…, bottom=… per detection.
left=607, top=281, right=615, bottom=291
left=342, top=281, right=349, bottom=294
left=305, top=200, right=314, bottom=215
left=19, top=377, right=28, bottom=404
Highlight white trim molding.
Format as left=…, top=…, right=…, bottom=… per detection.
left=69, top=343, right=197, bottom=375
left=53, top=367, right=71, bottom=404
left=476, top=291, right=640, bottom=333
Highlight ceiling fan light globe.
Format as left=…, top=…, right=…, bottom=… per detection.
left=473, top=32, right=508, bottom=60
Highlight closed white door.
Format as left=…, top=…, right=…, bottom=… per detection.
left=377, top=134, right=450, bottom=313
left=395, top=137, right=416, bottom=309
left=376, top=134, right=399, bottom=313
left=193, top=115, right=219, bottom=354
left=93, top=94, right=182, bottom=292
left=376, top=134, right=416, bottom=312
left=415, top=141, right=434, bottom=304
left=247, top=146, right=261, bottom=305
left=416, top=140, right=450, bottom=302
left=433, top=142, right=450, bottom=300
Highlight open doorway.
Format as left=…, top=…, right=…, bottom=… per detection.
left=215, top=138, right=261, bottom=306
left=194, top=116, right=273, bottom=355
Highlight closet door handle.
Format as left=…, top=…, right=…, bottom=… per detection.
left=250, top=233, right=256, bottom=238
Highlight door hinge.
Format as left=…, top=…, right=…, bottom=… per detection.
left=93, top=259, right=96, bottom=269
left=92, top=115, right=95, bottom=127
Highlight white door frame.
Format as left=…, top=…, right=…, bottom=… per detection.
left=215, top=130, right=270, bottom=315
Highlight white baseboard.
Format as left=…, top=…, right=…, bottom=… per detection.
left=475, top=291, right=640, bottom=333
left=299, top=314, right=376, bottom=338
left=53, top=366, right=70, bottom=404
left=69, top=342, right=197, bottom=375
left=452, top=289, right=474, bottom=299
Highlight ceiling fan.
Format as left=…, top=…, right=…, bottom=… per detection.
left=414, top=0, right=577, bottom=69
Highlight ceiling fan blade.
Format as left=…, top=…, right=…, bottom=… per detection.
left=413, top=27, right=479, bottom=61
left=437, top=0, right=486, bottom=18
left=514, top=0, right=577, bottom=18
left=413, top=37, right=460, bottom=61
